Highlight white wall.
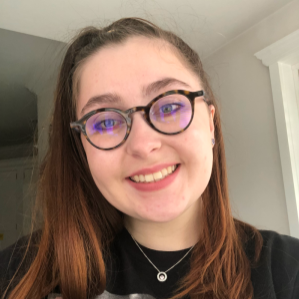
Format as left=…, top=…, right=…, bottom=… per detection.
left=36, top=82, right=56, bottom=164
left=203, top=0, right=299, bottom=235
left=26, top=43, right=65, bottom=164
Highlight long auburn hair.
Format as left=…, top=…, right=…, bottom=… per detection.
left=4, top=18, right=263, bottom=299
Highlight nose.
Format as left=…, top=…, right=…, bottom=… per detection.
left=125, top=112, right=162, bottom=159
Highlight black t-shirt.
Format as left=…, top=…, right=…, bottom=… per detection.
left=1, top=229, right=299, bottom=299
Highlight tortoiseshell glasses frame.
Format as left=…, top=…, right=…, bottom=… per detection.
left=70, top=90, right=208, bottom=150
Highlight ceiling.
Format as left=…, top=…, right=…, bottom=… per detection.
left=0, top=0, right=295, bottom=57
left=0, top=0, right=295, bottom=149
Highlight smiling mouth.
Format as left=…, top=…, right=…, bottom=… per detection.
left=129, top=164, right=179, bottom=183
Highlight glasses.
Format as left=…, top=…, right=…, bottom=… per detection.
left=70, top=90, right=207, bottom=150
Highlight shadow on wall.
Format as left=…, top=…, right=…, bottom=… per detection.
left=0, top=83, right=38, bottom=160
left=0, top=29, right=65, bottom=250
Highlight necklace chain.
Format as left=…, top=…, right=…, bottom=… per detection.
left=130, top=234, right=195, bottom=276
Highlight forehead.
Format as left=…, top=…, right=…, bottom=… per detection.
left=76, top=37, right=200, bottom=115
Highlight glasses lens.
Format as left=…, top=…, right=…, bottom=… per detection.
left=85, top=111, right=127, bottom=149
left=150, top=94, right=192, bottom=133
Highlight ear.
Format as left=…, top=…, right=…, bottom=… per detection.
left=208, top=105, right=215, bottom=136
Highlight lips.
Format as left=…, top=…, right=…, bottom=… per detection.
left=127, top=163, right=179, bottom=180
left=126, top=164, right=181, bottom=192
left=129, top=165, right=178, bottom=183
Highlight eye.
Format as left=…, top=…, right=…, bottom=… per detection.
left=94, top=119, right=118, bottom=130
left=160, top=103, right=183, bottom=114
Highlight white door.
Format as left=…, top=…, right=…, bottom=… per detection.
left=0, top=170, right=19, bottom=250
left=22, top=167, right=37, bottom=236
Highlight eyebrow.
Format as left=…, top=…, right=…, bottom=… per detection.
left=142, top=77, right=191, bottom=98
left=80, top=93, right=122, bottom=117
left=80, top=77, right=192, bottom=117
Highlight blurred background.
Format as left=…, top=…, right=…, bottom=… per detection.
left=0, top=0, right=298, bottom=250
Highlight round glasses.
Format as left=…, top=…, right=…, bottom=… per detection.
left=70, top=90, right=207, bottom=150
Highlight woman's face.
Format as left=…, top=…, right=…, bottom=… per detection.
left=76, top=37, right=215, bottom=224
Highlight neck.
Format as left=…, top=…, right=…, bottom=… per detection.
left=124, top=199, right=202, bottom=251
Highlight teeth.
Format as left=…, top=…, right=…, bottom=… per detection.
left=153, top=171, right=163, bottom=181
left=161, top=168, right=168, bottom=177
left=145, top=174, right=154, bottom=182
left=133, top=175, right=140, bottom=182
left=130, top=165, right=177, bottom=183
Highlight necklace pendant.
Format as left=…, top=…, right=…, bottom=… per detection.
left=157, top=272, right=167, bottom=282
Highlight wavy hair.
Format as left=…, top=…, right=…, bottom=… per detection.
left=4, top=18, right=263, bottom=299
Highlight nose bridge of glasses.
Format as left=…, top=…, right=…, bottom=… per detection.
left=125, top=106, right=152, bottom=131
left=126, top=106, right=148, bottom=119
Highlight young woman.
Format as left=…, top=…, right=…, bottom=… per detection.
left=1, top=18, right=299, bottom=299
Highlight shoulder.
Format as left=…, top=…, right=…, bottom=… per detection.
left=260, top=230, right=299, bottom=255
left=251, top=230, right=299, bottom=299
left=0, top=231, right=41, bottom=296
left=258, top=230, right=299, bottom=273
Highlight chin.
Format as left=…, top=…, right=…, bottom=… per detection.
left=136, top=207, right=188, bottom=223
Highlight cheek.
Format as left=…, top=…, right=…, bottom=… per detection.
left=82, top=139, right=124, bottom=202
left=183, top=125, right=213, bottom=180
left=82, top=138, right=96, bottom=168
left=182, top=128, right=206, bottom=156
left=81, top=138, right=110, bottom=185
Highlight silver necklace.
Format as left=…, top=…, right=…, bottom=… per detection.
left=130, top=234, right=194, bottom=282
